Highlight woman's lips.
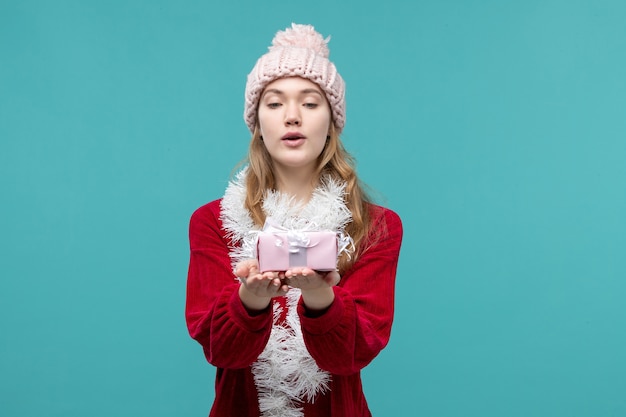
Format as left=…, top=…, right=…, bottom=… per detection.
left=281, top=132, right=305, bottom=140
left=281, top=132, right=306, bottom=147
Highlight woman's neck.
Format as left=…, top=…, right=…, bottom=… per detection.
left=273, top=165, right=319, bottom=202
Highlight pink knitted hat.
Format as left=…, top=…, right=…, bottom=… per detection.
left=244, top=23, right=346, bottom=133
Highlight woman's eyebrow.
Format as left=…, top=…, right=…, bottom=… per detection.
left=300, top=88, right=323, bottom=96
left=262, top=88, right=284, bottom=97
left=262, top=88, right=323, bottom=98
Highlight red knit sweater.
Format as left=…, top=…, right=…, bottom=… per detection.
left=186, top=199, right=402, bottom=416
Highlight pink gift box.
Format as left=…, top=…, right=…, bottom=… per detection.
left=256, top=230, right=338, bottom=272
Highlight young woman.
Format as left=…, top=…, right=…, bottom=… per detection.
left=186, top=24, right=403, bottom=417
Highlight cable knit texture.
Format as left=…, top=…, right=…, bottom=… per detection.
left=244, top=23, right=346, bottom=133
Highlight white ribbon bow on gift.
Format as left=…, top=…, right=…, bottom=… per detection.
left=262, top=220, right=313, bottom=254
left=256, top=217, right=354, bottom=261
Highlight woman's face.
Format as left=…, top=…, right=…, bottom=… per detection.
left=257, top=77, right=332, bottom=174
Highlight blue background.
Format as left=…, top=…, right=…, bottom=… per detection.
left=1, top=0, right=625, bottom=416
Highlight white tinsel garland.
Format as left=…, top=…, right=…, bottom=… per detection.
left=219, top=168, right=353, bottom=417
left=220, top=169, right=354, bottom=270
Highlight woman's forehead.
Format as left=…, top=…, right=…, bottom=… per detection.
left=262, top=77, right=323, bottom=95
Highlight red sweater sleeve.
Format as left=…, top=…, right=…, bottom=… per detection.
left=297, top=206, right=403, bottom=375
left=185, top=200, right=273, bottom=369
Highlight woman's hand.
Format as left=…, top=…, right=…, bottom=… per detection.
left=284, top=267, right=340, bottom=311
left=235, top=259, right=289, bottom=311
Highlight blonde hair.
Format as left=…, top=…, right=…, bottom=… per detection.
left=244, top=124, right=371, bottom=274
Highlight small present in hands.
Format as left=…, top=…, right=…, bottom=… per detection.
left=256, top=228, right=338, bottom=273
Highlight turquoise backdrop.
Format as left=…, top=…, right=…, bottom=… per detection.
left=1, top=0, right=625, bottom=416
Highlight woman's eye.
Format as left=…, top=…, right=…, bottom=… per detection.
left=303, top=103, right=318, bottom=109
left=267, top=102, right=281, bottom=109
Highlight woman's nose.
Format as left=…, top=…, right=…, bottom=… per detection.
left=284, top=105, right=301, bottom=126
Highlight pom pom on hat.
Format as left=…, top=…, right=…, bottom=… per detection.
left=270, top=23, right=330, bottom=58
left=244, top=23, right=345, bottom=133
